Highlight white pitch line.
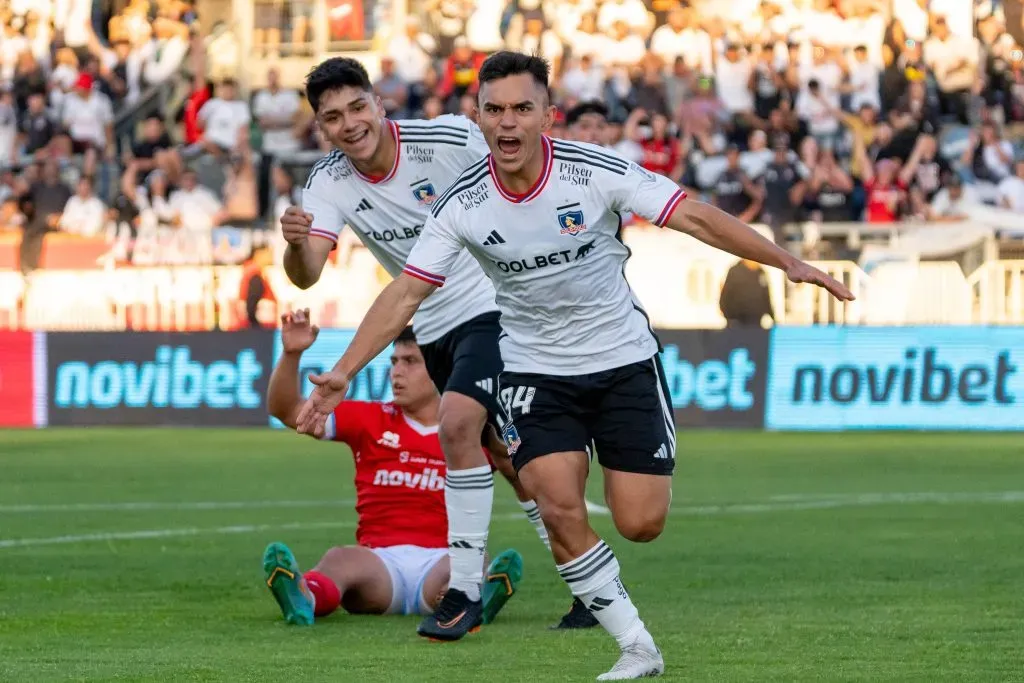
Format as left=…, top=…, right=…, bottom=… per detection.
left=0, top=500, right=357, bottom=514
left=0, top=513, right=527, bottom=550
left=3, top=494, right=1024, bottom=551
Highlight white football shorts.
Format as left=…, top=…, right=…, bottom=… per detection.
left=371, top=545, right=447, bottom=615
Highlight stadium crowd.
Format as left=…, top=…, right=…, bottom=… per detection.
left=0, top=0, right=1022, bottom=276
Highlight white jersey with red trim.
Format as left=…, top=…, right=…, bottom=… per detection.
left=403, top=138, right=687, bottom=376
left=301, top=115, right=496, bottom=344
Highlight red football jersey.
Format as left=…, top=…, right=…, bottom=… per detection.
left=329, top=401, right=448, bottom=549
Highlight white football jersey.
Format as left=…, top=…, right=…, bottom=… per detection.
left=404, top=138, right=687, bottom=376
left=302, top=115, right=497, bottom=344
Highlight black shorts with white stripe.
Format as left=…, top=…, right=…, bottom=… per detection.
left=497, top=356, right=676, bottom=476
left=418, top=311, right=504, bottom=431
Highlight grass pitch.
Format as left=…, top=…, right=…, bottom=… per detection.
left=1, top=429, right=1022, bottom=682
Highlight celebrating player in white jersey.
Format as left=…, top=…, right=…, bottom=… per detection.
left=279, top=57, right=597, bottom=638
left=295, top=52, right=853, bottom=680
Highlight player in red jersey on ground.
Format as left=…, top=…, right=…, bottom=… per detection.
left=262, top=309, right=521, bottom=624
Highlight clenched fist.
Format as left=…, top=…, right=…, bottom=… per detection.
left=281, top=206, right=315, bottom=246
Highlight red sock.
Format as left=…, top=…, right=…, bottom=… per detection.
left=304, top=570, right=341, bottom=617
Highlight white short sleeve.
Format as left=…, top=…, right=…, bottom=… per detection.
left=605, top=161, right=687, bottom=227
left=301, top=176, right=346, bottom=246
left=402, top=214, right=464, bottom=287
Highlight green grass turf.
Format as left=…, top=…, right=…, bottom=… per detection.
left=1, top=429, right=1023, bottom=682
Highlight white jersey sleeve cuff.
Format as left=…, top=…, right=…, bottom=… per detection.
left=320, top=414, right=337, bottom=441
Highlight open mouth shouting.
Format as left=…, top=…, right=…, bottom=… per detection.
left=496, top=135, right=522, bottom=158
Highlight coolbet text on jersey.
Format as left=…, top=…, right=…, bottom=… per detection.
left=403, top=137, right=687, bottom=377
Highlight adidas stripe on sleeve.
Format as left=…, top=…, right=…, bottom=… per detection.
left=593, top=152, right=687, bottom=227
left=302, top=150, right=347, bottom=245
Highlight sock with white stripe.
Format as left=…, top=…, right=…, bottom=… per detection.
left=444, top=465, right=494, bottom=602
left=556, top=540, right=656, bottom=651
left=518, top=499, right=550, bottom=550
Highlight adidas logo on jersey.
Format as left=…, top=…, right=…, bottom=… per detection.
left=653, top=443, right=671, bottom=460
left=475, top=378, right=494, bottom=393
left=372, top=467, right=445, bottom=491
left=355, top=199, right=373, bottom=212
left=482, top=230, right=506, bottom=246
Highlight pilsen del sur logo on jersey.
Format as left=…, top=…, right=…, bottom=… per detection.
left=557, top=203, right=587, bottom=236
left=411, top=179, right=437, bottom=205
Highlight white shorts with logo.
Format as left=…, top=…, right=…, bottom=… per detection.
left=371, top=545, right=447, bottom=615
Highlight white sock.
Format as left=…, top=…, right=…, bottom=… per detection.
left=556, top=540, right=656, bottom=651
left=444, top=465, right=493, bottom=601
left=518, top=499, right=550, bottom=550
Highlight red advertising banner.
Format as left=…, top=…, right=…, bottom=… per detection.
left=0, top=331, right=35, bottom=427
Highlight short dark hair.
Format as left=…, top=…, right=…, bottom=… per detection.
left=566, top=101, right=608, bottom=127
left=395, top=327, right=417, bottom=345
left=305, top=57, right=373, bottom=112
left=477, top=51, right=550, bottom=100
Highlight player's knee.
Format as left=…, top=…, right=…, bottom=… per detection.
left=538, top=498, right=587, bottom=537
left=438, top=408, right=484, bottom=453
left=614, top=512, right=666, bottom=543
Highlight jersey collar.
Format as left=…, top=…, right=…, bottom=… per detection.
left=353, top=119, right=401, bottom=184
left=488, top=135, right=553, bottom=204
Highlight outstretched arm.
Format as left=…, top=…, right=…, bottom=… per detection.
left=295, top=273, right=437, bottom=436
left=664, top=199, right=854, bottom=300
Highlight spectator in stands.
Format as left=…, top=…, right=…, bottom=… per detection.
left=427, top=0, right=472, bottom=56
left=717, top=44, right=755, bottom=119
left=238, top=245, right=276, bottom=329
left=0, top=20, right=27, bottom=83
left=565, top=101, right=609, bottom=145
left=386, top=16, right=436, bottom=97
left=561, top=55, right=605, bottom=104
left=221, top=134, right=259, bottom=226
left=605, top=19, right=646, bottom=68
left=572, top=12, right=611, bottom=64
left=374, top=57, right=409, bottom=119
left=254, top=67, right=301, bottom=157
left=805, top=147, right=855, bottom=223
left=18, top=91, right=53, bottom=157
left=13, top=51, right=46, bottom=114
left=759, top=139, right=809, bottom=234
left=713, top=144, right=764, bottom=223
left=631, top=110, right=682, bottom=182
left=422, top=95, right=443, bottom=120
left=597, top=0, right=650, bottom=37
left=650, top=6, right=713, bottom=77
left=17, top=159, right=72, bottom=274
left=997, top=159, right=1024, bottom=212
left=962, top=122, right=1017, bottom=184
left=899, top=134, right=949, bottom=218
left=604, top=109, right=644, bottom=163
left=928, top=174, right=981, bottom=221
left=196, top=79, right=251, bottom=157
left=798, top=79, right=841, bottom=150
left=129, top=115, right=180, bottom=185
left=61, top=74, right=114, bottom=173
left=664, top=56, right=693, bottom=118
left=512, top=17, right=564, bottom=78
left=438, top=37, right=484, bottom=111
left=143, top=16, right=190, bottom=89
left=847, top=45, right=882, bottom=112
left=59, top=175, right=106, bottom=237
left=923, top=15, right=978, bottom=123
left=168, top=168, right=223, bottom=231
left=719, top=259, right=775, bottom=328
left=0, top=91, right=16, bottom=168
left=751, top=43, right=786, bottom=122
left=859, top=147, right=907, bottom=224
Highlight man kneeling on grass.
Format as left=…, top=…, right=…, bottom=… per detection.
left=264, top=308, right=522, bottom=629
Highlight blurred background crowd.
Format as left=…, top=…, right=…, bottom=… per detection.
left=0, top=0, right=1022, bottom=330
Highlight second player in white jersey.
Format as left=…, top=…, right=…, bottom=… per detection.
left=302, top=115, right=495, bottom=344
left=403, top=137, right=685, bottom=376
